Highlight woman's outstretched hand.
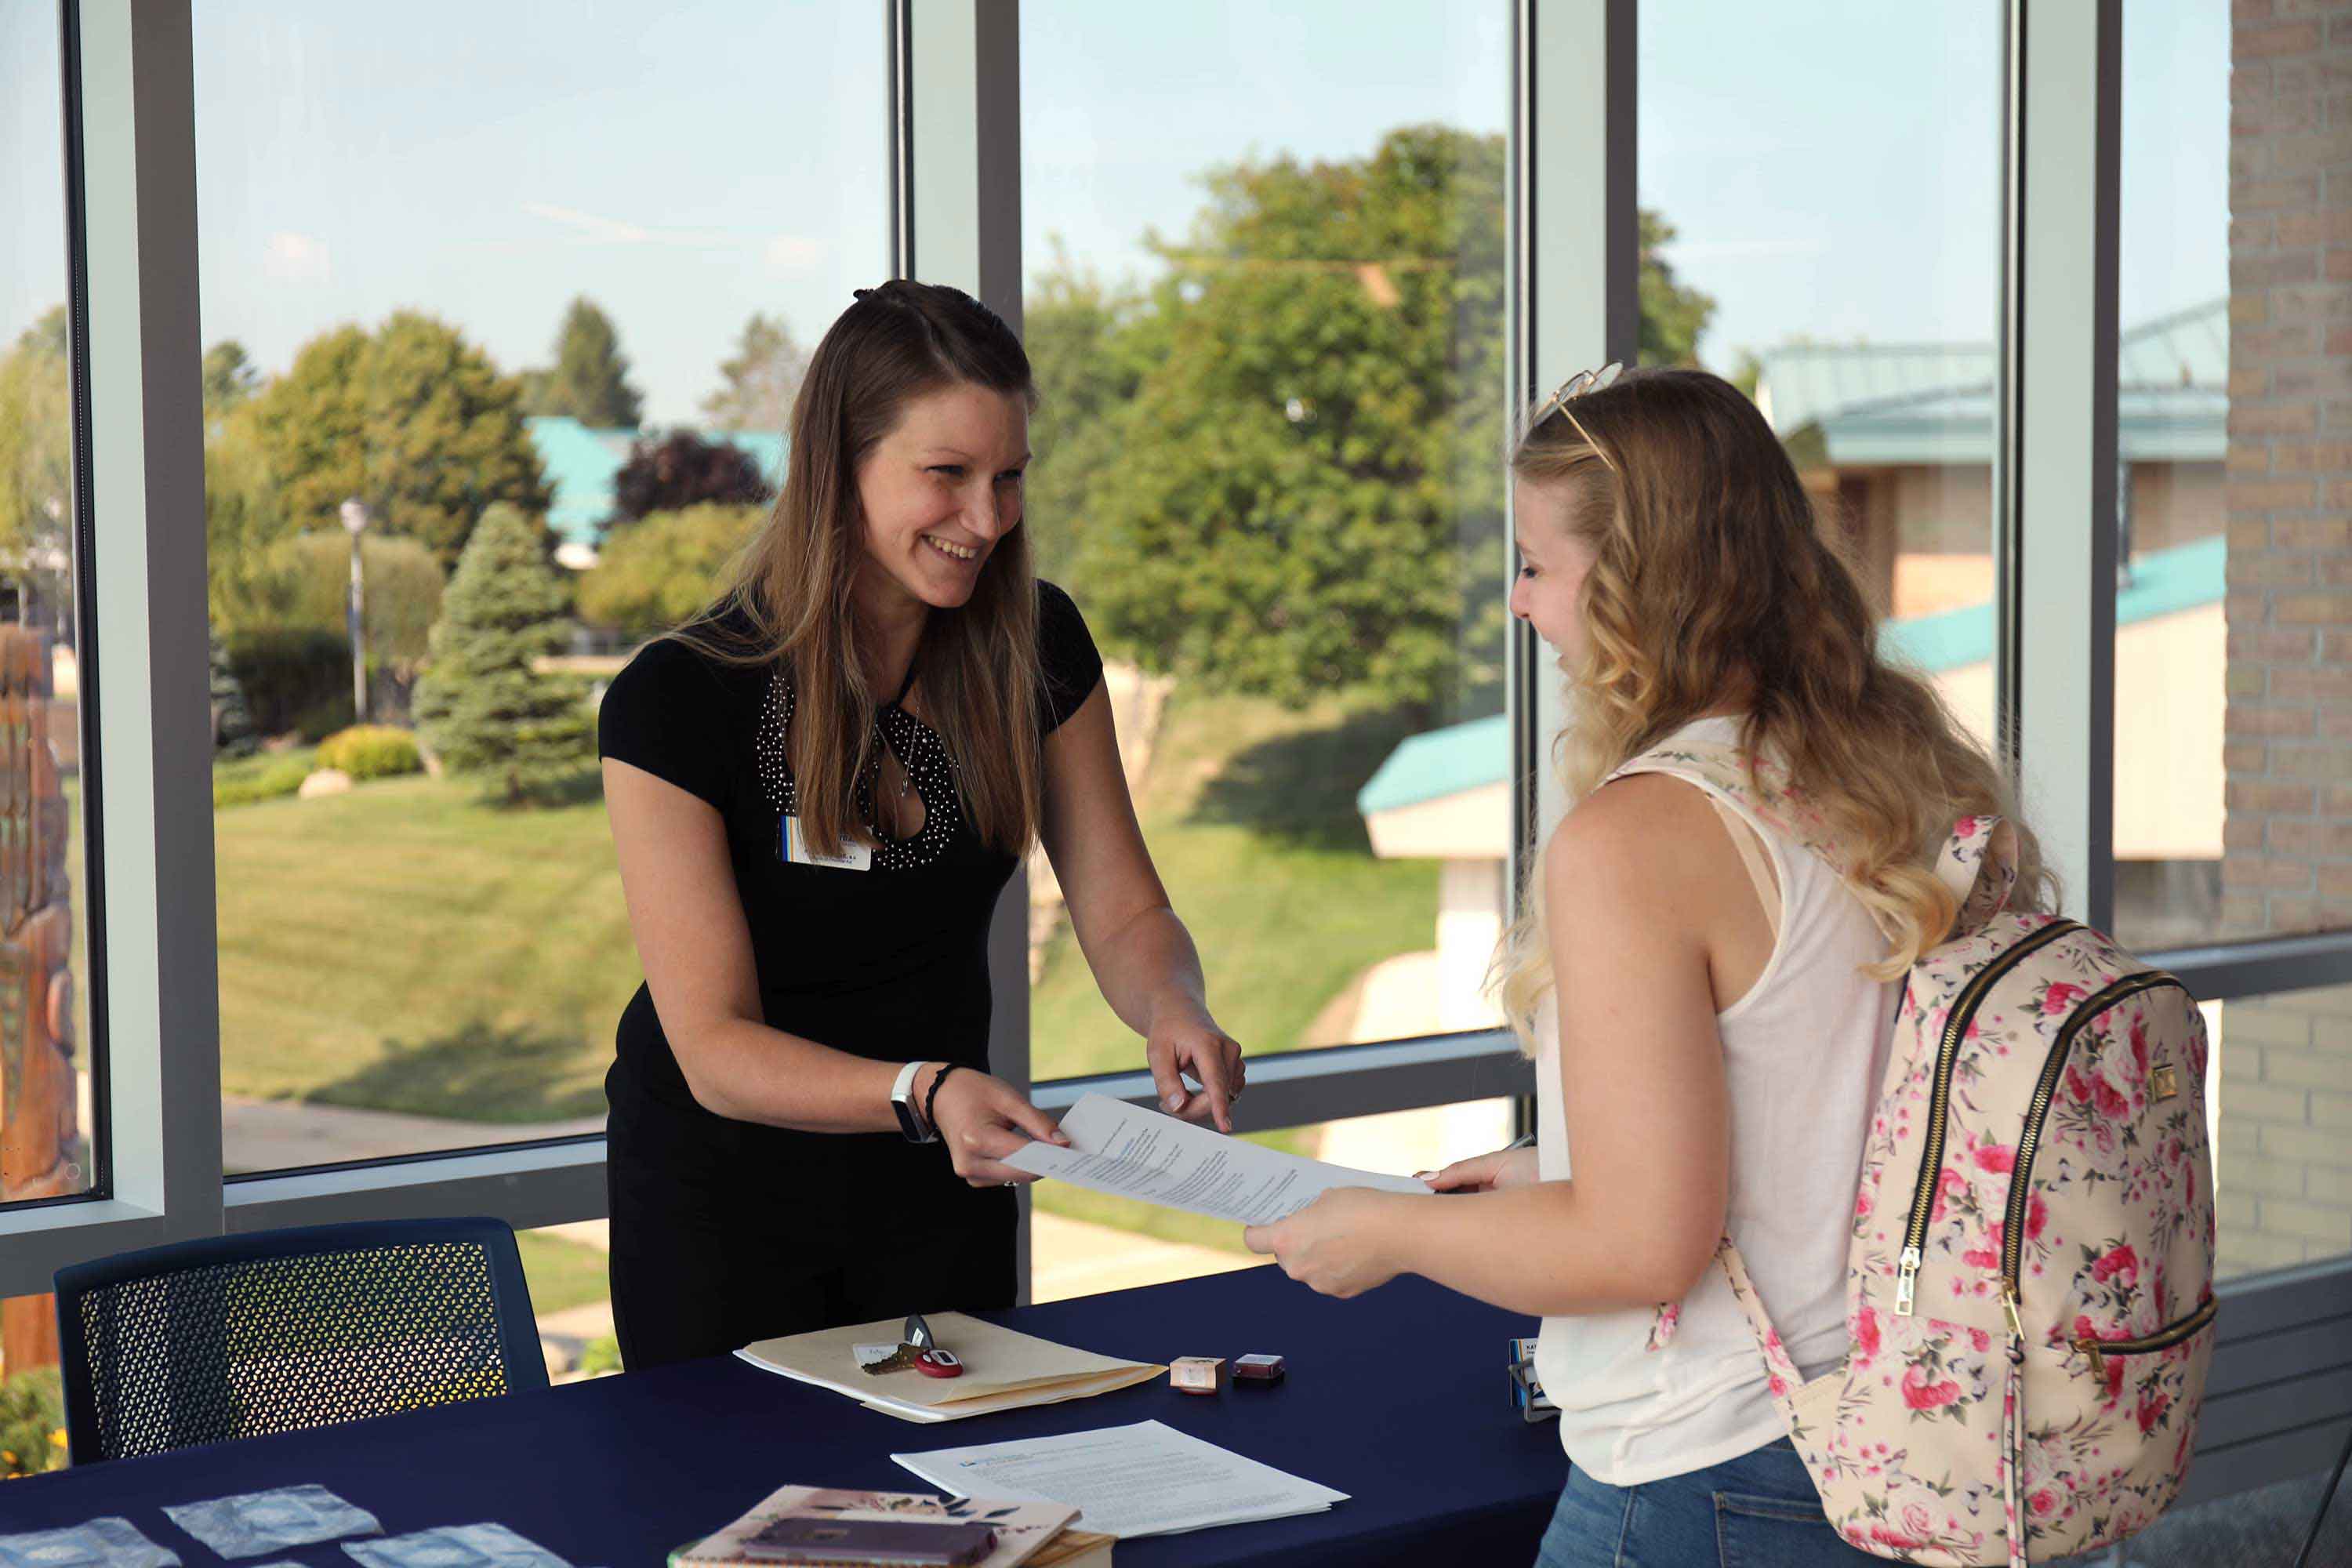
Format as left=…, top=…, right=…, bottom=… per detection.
left=925, top=1068, right=1069, bottom=1187
left=1145, top=1014, right=1246, bottom=1133
left=1419, top=1144, right=1540, bottom=1194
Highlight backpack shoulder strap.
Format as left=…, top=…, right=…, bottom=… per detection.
left=1935, top=815, right=2020, bottom=935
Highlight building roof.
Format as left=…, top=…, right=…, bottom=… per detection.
left=527, top=416, right=787, bottom=551
left=1753, top=298, right=2226, bottom=467
left=1356, top=532, right=2226, bottom=822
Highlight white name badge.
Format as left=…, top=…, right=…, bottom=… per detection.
left=779, top=815, right=873, bottom=872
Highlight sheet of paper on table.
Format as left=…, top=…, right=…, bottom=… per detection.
left=1003, top=1093, right=1429, bottom=1225
left=891, top=1419, right=1349, bottom=1540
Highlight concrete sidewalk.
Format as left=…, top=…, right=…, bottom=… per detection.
left=222, top=1096, right=603, bottom=1175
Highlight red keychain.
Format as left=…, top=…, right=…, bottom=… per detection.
left=913, top=1348, right=964, bottom=1378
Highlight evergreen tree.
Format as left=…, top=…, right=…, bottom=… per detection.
left=412, top=503, right=592, bottom=804
left=523, top=297, right=644, bottom=428
left=699, top=312, right=808, bottom=433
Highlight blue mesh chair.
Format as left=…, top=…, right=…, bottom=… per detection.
left=54, top=1216, right=546, bottom=1465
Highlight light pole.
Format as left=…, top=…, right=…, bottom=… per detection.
left=339, top=497, right=369, bottom=723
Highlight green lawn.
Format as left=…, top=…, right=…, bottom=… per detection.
left=1028, top=689, right=1438, bottom=1251
left=213, top=771, right=636, bottom=1120
left=515, top=1230, right=613, bottom=1317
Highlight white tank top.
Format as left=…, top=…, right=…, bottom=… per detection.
left=1532, top=716, right=1897, bottom=1485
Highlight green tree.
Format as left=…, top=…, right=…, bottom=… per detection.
left=241, top=313, right=552, bottom=568
left=700, top=312, right=807, bottom=433
left=0, top=307, right=73, bottom=567
left=278, top=532, right=445, bottom=683
left=412, top=502, right=592, bottom=803
left=1030, top=128, right=1716, bottom=711
left=205, top=399, right=300, bottom=633
left=1638, top=209, right=1714, bottom=368
left=201, top=339, right=262, bottom=419
left=1022, top=248, right=1156, bottom=584
left=575, top=503, right=760, bottom=631
left=523, top=297, right=644, bottom=428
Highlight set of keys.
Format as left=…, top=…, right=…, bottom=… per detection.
left=853, top=1313, right=965, bottom=1379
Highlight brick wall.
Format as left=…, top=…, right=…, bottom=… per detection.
left=2212, top=0, right=2352, bottom=1279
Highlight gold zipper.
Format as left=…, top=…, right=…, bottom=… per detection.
left=1895, top=920, right=2078, bottom=1316
left=2074, top=1297, right=2216, bottom=1383
left=2000, top=972, right=2187, bottom=1297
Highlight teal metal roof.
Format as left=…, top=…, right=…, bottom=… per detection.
left=1755, top=299, right=2227, bottom=467
left=1355, top=713, right=1508, bottom=818
left=1357, top=533, right=2225, bottom=821
left=1878, top=532, right=2227, bottom=675
left=528, top=416, right=788, bottom=550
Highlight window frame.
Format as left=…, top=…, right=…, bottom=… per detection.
left=4, top=0, right=2346, bottom=1507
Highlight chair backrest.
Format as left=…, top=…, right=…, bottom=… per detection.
left=53, top=1216, right=546, bottom=1465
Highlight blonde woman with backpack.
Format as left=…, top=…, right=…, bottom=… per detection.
left=1247, top=365, right=2064, bottom=1566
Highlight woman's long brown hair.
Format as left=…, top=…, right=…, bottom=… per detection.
left=1496, top=368, right=2058, bottom=1047
left=666, top=280, right=1043, bottom=857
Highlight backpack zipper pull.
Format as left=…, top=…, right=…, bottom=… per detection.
left=2074, top=1335, right=2105, bottom=1382
left=1896, top=1247, right=1922, bottom=1316
left=2001, top=1281, right=2024, bottom=1341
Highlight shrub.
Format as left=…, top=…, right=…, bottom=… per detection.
left=317, top=724, right=423, bottom=782
left=576, top=1333, right=622, bottom=1378
left=0, top=1364, right=65, bottom=1477
left=575, top=503, right=760, bottom=633
left=220, top=628, right=350, bottom=737
left=212, top=752, right=314, bottom=809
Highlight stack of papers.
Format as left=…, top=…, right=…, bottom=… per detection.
left=891, top=1421, right=1348, bottom=1540
left=738, top=1312, right=1163, bottom=1423
left=1004, top=1094, right=1428, bottom=1225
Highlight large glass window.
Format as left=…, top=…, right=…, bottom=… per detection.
left=0, top=5, right=99, bottom=1225
left=2113, top=0, right=2345, bottom=955
left=2118, top=1, right=2352, bottom=1285
left=192, top=2, right=886, bottom=1173
left=1642, top=5, right=2005, bottom=749
left=1018, top=2, right=1516, bottom=1273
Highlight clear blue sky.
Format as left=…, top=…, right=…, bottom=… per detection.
left=5, top=1, right=2225, bottom=426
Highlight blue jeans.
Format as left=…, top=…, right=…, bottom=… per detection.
left=1534, top=1438, right=1889, bottom=1568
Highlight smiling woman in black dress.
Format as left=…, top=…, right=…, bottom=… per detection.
left=595, top=281, right=1245, bottom=1370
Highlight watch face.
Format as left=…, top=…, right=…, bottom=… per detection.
left=893, top=1098, right=928, bottom=1142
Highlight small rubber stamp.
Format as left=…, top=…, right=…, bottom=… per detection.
left=1170, top=1356, right=1225, bottom=1394
left=1232, top=1353, right=1285, bottom=1385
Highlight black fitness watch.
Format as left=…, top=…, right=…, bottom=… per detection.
left=891, top=1061, right=938, bottom=1143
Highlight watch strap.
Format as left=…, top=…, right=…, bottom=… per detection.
left=924, top=1062, right=962, bottom=1144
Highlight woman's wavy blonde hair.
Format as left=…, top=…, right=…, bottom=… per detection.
left=1495, top=367, right=2056, bottom=1052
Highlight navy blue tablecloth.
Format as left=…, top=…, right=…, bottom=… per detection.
left=0, top=1265, right=1564, bottom=1566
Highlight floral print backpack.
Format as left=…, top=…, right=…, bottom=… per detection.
left=1621, top=740, right=2216, bottom=1567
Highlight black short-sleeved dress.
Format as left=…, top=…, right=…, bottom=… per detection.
left=596, top=580, right=1103, bottom=1370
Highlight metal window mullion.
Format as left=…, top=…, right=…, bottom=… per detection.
left=1506, top=0, right=1636, bottom=1145
left=0, top=0, right=221, bottom=1301
left=2002, top=0, right=2122, bottom=931
left=896, top=0, right=1027, bottom=1298
left=1522, top=0, right=1636, bottom=852
left=1035, top=1032, right=1536, bottom=1134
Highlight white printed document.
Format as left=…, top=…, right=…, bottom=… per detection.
left=1004, top=1094, right=1428, bottom=1225
left=891, top=1419, right=1348, bottom=1539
